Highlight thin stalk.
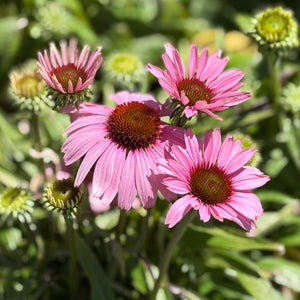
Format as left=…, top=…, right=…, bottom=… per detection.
left=132, top=209, right=152, bottom=253
left=116, top=209, right=127, bottom=242
left=30, top=113, right=46, bottom=175
left=65, top=217, right=78, bottom=299
left=149, top=212, right=195, bottom=300
left=109, top=210, right=127, bottom=279
left=268, top=54, right=281, bottom=113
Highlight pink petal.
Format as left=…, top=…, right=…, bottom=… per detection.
left=184, top=129, right=201, bottom=166
left=197, top=48, right=209, bottom=78
left=68, top=80, right=74, bottom=93
left=165, top=195, right=193, bottom=228
left=200, top=50, right=222, bottom=81
left=198, top=203, right=211, bottom=222
left=60, top=40, right=68, bottom=65
left=162, top=176, right=190, bottom=194
left=203, top=129, right=221, bottom=166
left=68, top=39, right=78, bottom=62
left=188, top=45, right=198, bottom=78
left=225, top=148, right=257, bottom=174
left=74, top=139, right=111, bottom=186
left=64, top=115, right=106, bottom=134
left=184, top=106, right=198, bottom=118
left=162, top=53, right=180, bottom=82
left=147, top=64, right=165, bottom=78
left=100, top=147, right=126, bottom=205
left=50, top=42, right=62, bottom=67
left=63, top=130, right=101, bottom=165
left=135, top=149, right=157, bottom=208
left=118, top=151, right=137, bottom=210
left=77, top=45, right=90, bottom=69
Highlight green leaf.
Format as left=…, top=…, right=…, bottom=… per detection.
left=213, top=249, right=264, bottom=276
left=0, top=167, right=24, bottom=187
left=168, top=283, right=204, bottom=300
left=263, top=148, right=288, bottom=178
left=285, top=119, right=300, bottom=169
left=258, top=257, right=300, bottom=292
left=190, top=225, right=284, bottom=252
left=237, top=272, right=285, bottom=300
left=254, top=203, right=297, bottom=237
left=256, top=190, right=298, bottom=205
left=75, top=232, right=115, bottom=300
left=131, top=261, right=148, bottom=295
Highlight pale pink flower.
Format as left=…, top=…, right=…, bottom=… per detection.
left=148, top=44, right=251, bottom=120
left=159, top=129, right=269, bottom=231
left=62, top=91, right=183, bottom=210
left=38, top=39, right=102, bottom=94
left=88, top=183, right=141, bottom=214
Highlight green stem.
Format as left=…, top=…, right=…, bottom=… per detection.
left=65, top=217, right=78, bottom=299
left=132, top=209, right=151, bottom=253
left=116, top=210, right=127, bottom=242
left=30, top=113, right=46, bottom=175
left=268, top=54, right=281, bottom=113
left=149, top=212, right=195, bottom=300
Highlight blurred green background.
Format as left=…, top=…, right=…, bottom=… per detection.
left=0, top=0, right=300, bottom=299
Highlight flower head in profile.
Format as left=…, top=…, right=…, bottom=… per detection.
left=147, top=43, right=251, bottom=121
left=43, top=177, right=83, bottom=216
left=159, top=129, right=269, bottom=231
left=62, top=91, right=183, bottom=210
left=38, top=39, right=103, bottom=107
left=250, top=6, right=299, bottom=51
left=9, top=60, right=51, bottom=111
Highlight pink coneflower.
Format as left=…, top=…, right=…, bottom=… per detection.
left=159, top=129, right=269, bottom=231
left=62, top=91, right=183, bottom=210
left=38, top=39, right=102, bottom=106
left=148, top=43, right=251, bottom=121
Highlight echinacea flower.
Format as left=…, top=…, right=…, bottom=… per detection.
left=249, top=6, right=299, bottom=51
left=36, top=2, right=71, bottom=38
left=104, top=52, right=145, bottom=90
left=147, top=43, right=251, bottom=121
left=62, top=91, right=184, bottom=210
left=0, top=188, right=34, bottom=223
left=159, top=129, right=269, bottom=231
left=9, top=60, right=51, bottom=111
left=43, top=177, right=83, bottom=216
left=38, top=39, right=103, bottom=107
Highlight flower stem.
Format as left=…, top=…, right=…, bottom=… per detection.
left=149, top=212, right=195, bottom=300
left=116, top=209, right=127, bottom=242
left=268, top=54, right=281, bottom=113
left=30, top=113, right=46, bottom=175
left=65, top=217, right=78, bottom=299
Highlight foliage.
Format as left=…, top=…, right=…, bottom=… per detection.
left=0, top=0, right=300, bottom=299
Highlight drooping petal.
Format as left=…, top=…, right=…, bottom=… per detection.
left=165, top=195, right=193, bottom=228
